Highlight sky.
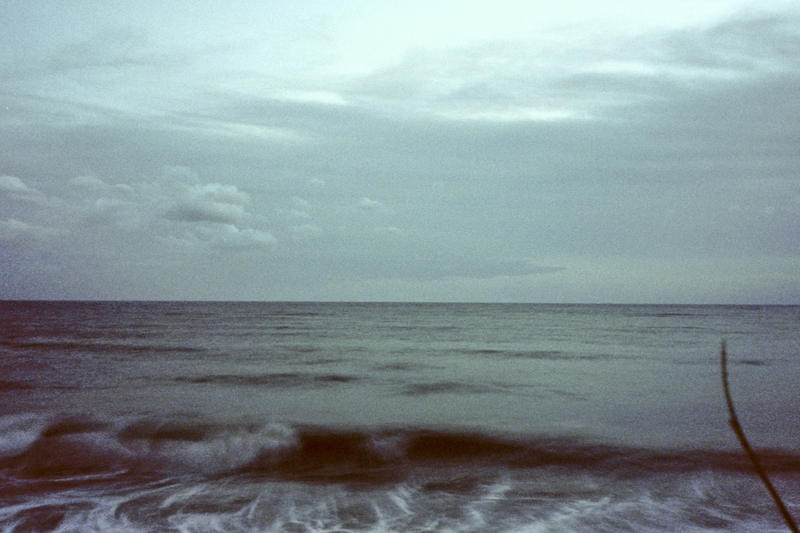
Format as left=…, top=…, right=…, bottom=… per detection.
left=1, top=0, right=799, bottom=303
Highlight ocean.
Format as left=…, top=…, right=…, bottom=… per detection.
left=1, top=302, right=799, bottom=532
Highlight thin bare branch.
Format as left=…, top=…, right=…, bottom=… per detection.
left=721, top=340, right=799, bottom=533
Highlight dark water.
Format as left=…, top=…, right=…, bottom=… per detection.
left=1, top=302, right=799, bottom=532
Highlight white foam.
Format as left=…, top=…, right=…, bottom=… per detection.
left=387, top=485, right=415, bottom=515
left=122, top=422, right=299, bottom=475
left=367, top=433, right=408, bottom=461
left=0, top=494, right=148, bottom=533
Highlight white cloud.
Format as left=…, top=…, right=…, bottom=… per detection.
left=1, top=167, right=277, bottom=261
left=189, top=183, right=250, bottom=205
left=68, top=175, right=135, bottom=195
left=211, top=225, right=277, bottom=251
left=375, top=226, right=402, bottom=235
left=162, top=224, right=277, bottom=253
left=0, top=218, right=62, bottom=245
left=287, top=197, right=312, bottom=219
left=357, top=197, right=387, bottom=211
left=164, top=183, right=252, bottom=224
left=0, top=175, right=45, bottom=203
left=439, top=108, right=586, bottom=123
left=63, top=176, right=143, bottom=228
left=78, top=198, right=142, bottom=229
left=69, top=175, right=108, bottom=190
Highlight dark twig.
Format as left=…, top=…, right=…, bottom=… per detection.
left=721, top=340, right=799, bottom=533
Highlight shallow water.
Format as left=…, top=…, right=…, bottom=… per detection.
left=1, top=302, right=799, bottom=532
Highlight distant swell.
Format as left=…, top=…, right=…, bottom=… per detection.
left=175, top=373, right=360, bottom=388
left=2, top=413, right=799, bottom=485
left=0, top=380, right=34, bottom=391
left=402, top=382, right=499, bottom=396
left=467, top=349, right=602, bottom=361
left=4, top=339, right=206, bottom=355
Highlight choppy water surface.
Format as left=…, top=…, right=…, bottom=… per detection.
left=1, top=302, right=799, bottom=532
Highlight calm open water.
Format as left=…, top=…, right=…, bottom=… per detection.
left=1, top=302, right=799, bottom=532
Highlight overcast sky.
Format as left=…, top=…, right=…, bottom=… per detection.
left=1, top=0, right=799, bottom=302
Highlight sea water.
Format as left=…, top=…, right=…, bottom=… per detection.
left=1, top=302, right=799, bottom=532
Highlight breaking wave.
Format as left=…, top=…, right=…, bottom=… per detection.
left=3, top=413, right=799, bottom=482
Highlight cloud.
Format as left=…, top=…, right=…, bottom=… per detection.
left=164, top=201, right=248, bottom=224
left=351, top=11, right=800, bottom=124
left=160, top=224, right=277, bottom=253
left=375, top=226, right=402, bottom=235
left=78, top=198, right=141, bottom=228
left=0, top=175, right=45, bottom=203
left=163, top=183, right=251, bottom=224
left=63, top=176, right=143, bottom=228
left=286, top=197, right=312, bottom=218
left=1, top=166, right=276, bottom=260
left=190, top=183, right=251, bottom=205
left=0, top=218, right=63, bottom=245
left=69, top=175, right=110, bottom=191
left=357, top=197, right=387, bottom=211
left=662, top=13, right=800, bottom=71
left=211, top=225, right=277, bottom=251
left=146, top=174, right=277, bottom=254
